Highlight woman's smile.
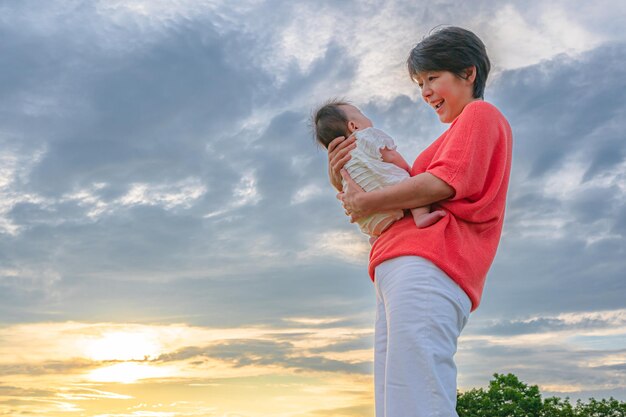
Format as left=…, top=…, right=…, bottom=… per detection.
left=417, top=70, right=476, bottom=123
left=433, top=99, right=445, bottom=113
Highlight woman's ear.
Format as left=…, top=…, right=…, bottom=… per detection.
left=347, top=120, right=358, bottom=133
left=465, top=66, right=477, bottom=84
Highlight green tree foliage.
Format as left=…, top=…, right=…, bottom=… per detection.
left=541, top=396, right=575, bottom=417
left=573, top=398, right=626, bottom=416
left=457, top=373, right=626, bottom=417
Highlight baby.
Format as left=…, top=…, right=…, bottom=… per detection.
left=313, top=100, right=445, bottom=238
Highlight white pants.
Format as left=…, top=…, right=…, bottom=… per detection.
left=374, top=256, right=471, bottom=417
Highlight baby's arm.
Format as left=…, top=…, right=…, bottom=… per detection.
left=380, top=148, right=446, bottom=228
left=379, top=148, right=410, bottom=172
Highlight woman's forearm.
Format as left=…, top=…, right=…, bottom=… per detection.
left=360, top=173, right=455, bottom=212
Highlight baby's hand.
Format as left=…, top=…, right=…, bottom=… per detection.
left=412, top=209, right=446, bottom=228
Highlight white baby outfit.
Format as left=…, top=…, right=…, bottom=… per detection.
left=343, top=127, right=410, bottom=237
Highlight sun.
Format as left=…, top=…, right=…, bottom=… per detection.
left=81, top=330, right=176, bottom=383
left=84, top=331, right=162, bottom=361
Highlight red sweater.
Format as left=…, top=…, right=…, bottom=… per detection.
left=368, top=100, right=512, bottom=311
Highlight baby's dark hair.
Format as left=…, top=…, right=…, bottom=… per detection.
left=407, top=26, right=491, bottom=99
left=312, top=99, right=351, bottom=149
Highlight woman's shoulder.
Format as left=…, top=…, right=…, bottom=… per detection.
left=463, top=100, right=506, bottom=119
left=451, top=100, right=508, bottom=131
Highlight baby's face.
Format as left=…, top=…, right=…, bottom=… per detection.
left=340, top=104, right=373, bottom=131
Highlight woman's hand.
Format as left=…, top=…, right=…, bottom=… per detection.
left=337, top=169, right=369, bottom=222
left=327, top=135, right=356, bottom=192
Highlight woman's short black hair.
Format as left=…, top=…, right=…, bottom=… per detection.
left=312, top=99, right=351, bottom=149
left=407, top=26, right=491, bottom=99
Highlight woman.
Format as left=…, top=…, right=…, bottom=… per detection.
left=327, top=27, right=512, bottom=417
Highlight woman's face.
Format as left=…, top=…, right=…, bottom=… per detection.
left=415, top=69, right=476, bottom=123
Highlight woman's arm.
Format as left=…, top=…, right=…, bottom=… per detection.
left=338, top=170, right=454, bottom=222
left=327, top=135, right=357, bottom=192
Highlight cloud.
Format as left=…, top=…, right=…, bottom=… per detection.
left=471, top=43, right=626, bottom=317
left=156, top=338, right=371, bottom=375
left=458, top=338, right=626, bottom=399
left=0, top=321, right=373, bottom=415
left=0, top=385, right=55, bottom=398
left=2, top=1, right=622, bottom=323
left=0, top=358, right=96, bottom=377
left=471, top=309, right=626, bottom=336
left=456, top=308, right=626, bottom=400
left=0, top=321, right=373, bottom=375
left=481, top=3, right=605, bottom=70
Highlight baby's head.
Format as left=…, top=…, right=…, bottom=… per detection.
left=313, top=100, right=373, bottom=149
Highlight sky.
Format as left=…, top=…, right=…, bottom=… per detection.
left=1, top=0, right=625, bottom=416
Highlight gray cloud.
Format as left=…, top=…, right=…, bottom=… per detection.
left=0, top=385, right=55, bottom=397
left=470, top=43, right=626, bottom=318
left=0, top=261, right=374, bottom=328
left=308, top=335, right=374, bottom=354
left=473, top=316, right=624, bottom=337
left=492, top=43, right=626, bottom=180
left=0, top=358, right=96, bottom=376
left=1, top=5, right=623, bottom=361
left=9, top=23, right=262, bottom=198
left=157, top=338, right=371, bottom=375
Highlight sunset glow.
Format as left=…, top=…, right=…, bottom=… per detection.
left=0, top=321, right=375, bottom=416
left=2, top=315, right=625, bottom=415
